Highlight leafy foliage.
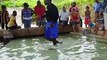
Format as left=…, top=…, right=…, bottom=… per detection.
left=0, top=0, right=104, bottom=17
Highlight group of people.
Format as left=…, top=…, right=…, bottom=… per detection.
left=0, top=0, right=107, bottom=46
left=0, top=5, right=20, bottom=30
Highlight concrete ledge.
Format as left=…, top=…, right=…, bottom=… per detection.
left=59, top=25, right=72, bottom=33
left=28, top=27, right=44, bottom=36
left=91, top=29, right=104, bottom=35
left=0, top=25, right=72, bottom=38
left=10, top=28, right=29, bottom=37
left=1, top=26, right=107, bottom=39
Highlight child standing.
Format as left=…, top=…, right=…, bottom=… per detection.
left=7, top=11, right=21, bottom=29
left=70, top=8, right=80, bottom=32
left=1, top=5, right=9, bottom=29
left=84, top=6, right=91, bottom=28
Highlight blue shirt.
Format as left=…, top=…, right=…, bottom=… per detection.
left=94, top=2, right=103, bottom=13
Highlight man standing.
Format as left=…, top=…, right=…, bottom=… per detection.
left=34, top=1, right=46, bottom=27
left=44, top=0, right=61, bottom=46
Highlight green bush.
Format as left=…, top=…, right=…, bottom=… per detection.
left=0, top=0, right=103, bottom=17
left=0, top=0, right=96, bottom=9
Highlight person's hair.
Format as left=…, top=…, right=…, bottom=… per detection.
left=71, top=2, right=76, bottom=6
left=63, top=6, right=66, bottom=8
left=13, top=11, right=17, bottom=14
left=1, top=5, right=6, bottom=10
left=37, top=1, right=41, bottom=3
left=23, top=3, right=29, bottom=7
left=12, top=10, right=17, bottom=16
left=86, top=6, right=89, bottom=9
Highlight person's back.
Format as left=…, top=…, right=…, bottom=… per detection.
left=8, top=16, right=16, bottom=27
left=34, top=5, right=45, bottom=18
left=46, top=3, right=59, bottom=22
left=44, top=0, right=62, bottom=46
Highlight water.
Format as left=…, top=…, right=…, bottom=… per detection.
left=0, top=34, right=107, bottom=60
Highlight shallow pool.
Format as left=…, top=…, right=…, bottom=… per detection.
left=0, top=34, right=107, bottom=60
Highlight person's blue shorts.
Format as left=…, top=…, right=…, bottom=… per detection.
left=45, top=22, right=58, bottom=39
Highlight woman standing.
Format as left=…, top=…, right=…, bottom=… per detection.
left=21, top=3, right=33, bottom=28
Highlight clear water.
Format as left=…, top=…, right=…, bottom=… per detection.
left=0, top=34, right=107, bottom=60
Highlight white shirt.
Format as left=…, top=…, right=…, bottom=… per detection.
left=59, top=10, right=70, bottom=21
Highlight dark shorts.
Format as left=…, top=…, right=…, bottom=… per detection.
left=59, top=21, right=68, bottom=25
left=36, top=20, right=45, bottom=27
left=70, top=21, right=80, bottom=26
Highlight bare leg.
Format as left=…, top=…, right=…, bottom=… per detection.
left=77, top=24, right=81, bottom=32
left=72, top=26, right=75, bottom=32
left=95, top=22, right=99, bottom=34
left=85, top=24, right=87, bottom=28
left=102, top=30, right=106, bottom=36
